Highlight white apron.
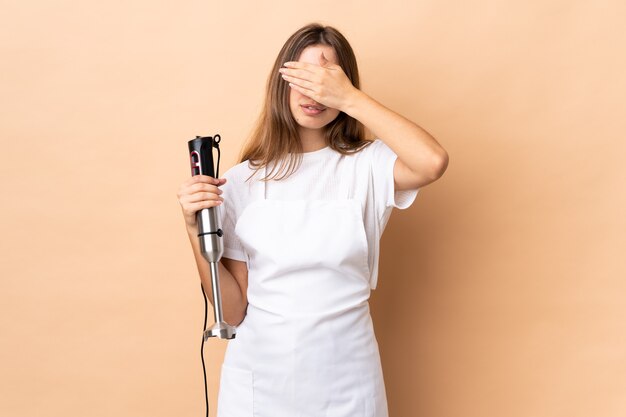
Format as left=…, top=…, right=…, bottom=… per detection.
left=217, top=162, right=388, bottom=417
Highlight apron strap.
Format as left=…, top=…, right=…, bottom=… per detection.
left=261, top=165, right=267, bottom=200
left=341, top=154, right=354, bottom=200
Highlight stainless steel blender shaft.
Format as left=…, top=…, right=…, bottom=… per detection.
left=197, top=205, right=237, bottom=340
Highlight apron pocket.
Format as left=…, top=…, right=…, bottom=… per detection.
left=216, top=364, right=253, bottom=417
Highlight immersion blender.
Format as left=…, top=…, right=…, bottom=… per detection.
left=187, top=134, right=236, bottom=417
left=188, top=134, right=237, bottom=340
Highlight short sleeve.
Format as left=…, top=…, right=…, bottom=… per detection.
left=370, top=139, right=420, bottom=219
left=366, top=139, right=420, bottom=290
left=218, top=167, right=247, bottom=262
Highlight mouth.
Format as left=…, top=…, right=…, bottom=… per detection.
left=300, top=104, right=327, bottom=116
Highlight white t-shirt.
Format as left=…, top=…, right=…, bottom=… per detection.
left=217, top=138, right=419, bottom=290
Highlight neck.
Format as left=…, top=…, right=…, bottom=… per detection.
left=298, top=127, right=327, bottom=152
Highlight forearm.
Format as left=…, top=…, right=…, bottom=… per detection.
left=344, top=89, right=448, bottom=177
left=186, top=226, right=246, bottom=326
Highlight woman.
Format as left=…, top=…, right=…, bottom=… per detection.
left=177, top=22, right=448, bottom=417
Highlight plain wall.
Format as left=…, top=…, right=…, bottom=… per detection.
left=1, top=1, right=625, bottom=416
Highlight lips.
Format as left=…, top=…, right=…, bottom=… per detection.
left=300, top=103, right=327, bottom=116
left=300, top=105, right=326, bottom=116
left=301, top=104, right=326, bottom=111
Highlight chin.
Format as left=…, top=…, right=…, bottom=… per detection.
left=300, top=120, right=333, bottom=129
left=294, top=113, right=340, bottom=130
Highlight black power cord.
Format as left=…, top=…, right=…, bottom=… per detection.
left=200, top=135, right=221, bottom=417
left=200, top=282, right=210, bottom=417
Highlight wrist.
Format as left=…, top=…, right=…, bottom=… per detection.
left=342, top=87, right=367, bottom=118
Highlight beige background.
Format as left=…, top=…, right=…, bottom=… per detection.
left=1, top=1, right=625, bottom=416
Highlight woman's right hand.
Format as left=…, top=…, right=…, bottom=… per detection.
left=177, top=175, right=227, bottom=229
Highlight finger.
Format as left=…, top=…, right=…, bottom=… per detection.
left=190, top=175, right=225, bottom=185
left=178, top=182, right=220, bottom=199
left=281, top=73, right=315, bottom=90
left=187, top=200, right=223, bottom=214
left=282, top=61, right=318, bottom=72
left=328, top=63, right=342, bottom=71
left=319, top=51, right=329, bottom=66
left=179, top=191, right=224, bottom=209
left=288, top=82, right=316, bottom=99
left=190, top=182, right=223, bottom=194
left=189, top=175, right=212, bottom=183
left=179, top=176, right=225, bottom=198
left=185, top=191, right=224, bottom=204
left=279, top=67, right=318, bottom=81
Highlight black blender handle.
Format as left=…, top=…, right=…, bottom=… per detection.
left=188, top=134, right=221, bottom=178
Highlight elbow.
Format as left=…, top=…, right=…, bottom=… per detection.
left=235, top=308, right=248, bottom=327
left=225, top=312, right=244, bottom=328
left=431, top=149, right=449, bottom=180
left=226, top=302, right=248, bottom=327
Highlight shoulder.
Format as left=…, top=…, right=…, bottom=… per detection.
left=220, top=160, right=261, bottom=208
left=363, top=138, right=398, bottom=164
left=222, top=159, right=261, bottom=182
left=366, top=138, right=391, bottom=153
left=349, top=138, right=388, bottom=157
left=343, top=139, right=389, bottom=166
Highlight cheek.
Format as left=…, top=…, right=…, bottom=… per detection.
left=289, top=88, right=305, bottom=103
left=288, top=89, right=298, bottom=110
left=326, top=109, right=341, bottom=120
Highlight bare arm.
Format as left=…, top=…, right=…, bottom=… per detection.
left=186, top=224, right=249, bottom=327
left=344, top=90, right=449, bottom=190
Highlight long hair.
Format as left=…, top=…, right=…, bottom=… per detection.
left=239, top=22, right=372, bottom=182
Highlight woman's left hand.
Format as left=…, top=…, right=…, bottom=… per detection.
left=279, top=52, right=360, bottom=113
